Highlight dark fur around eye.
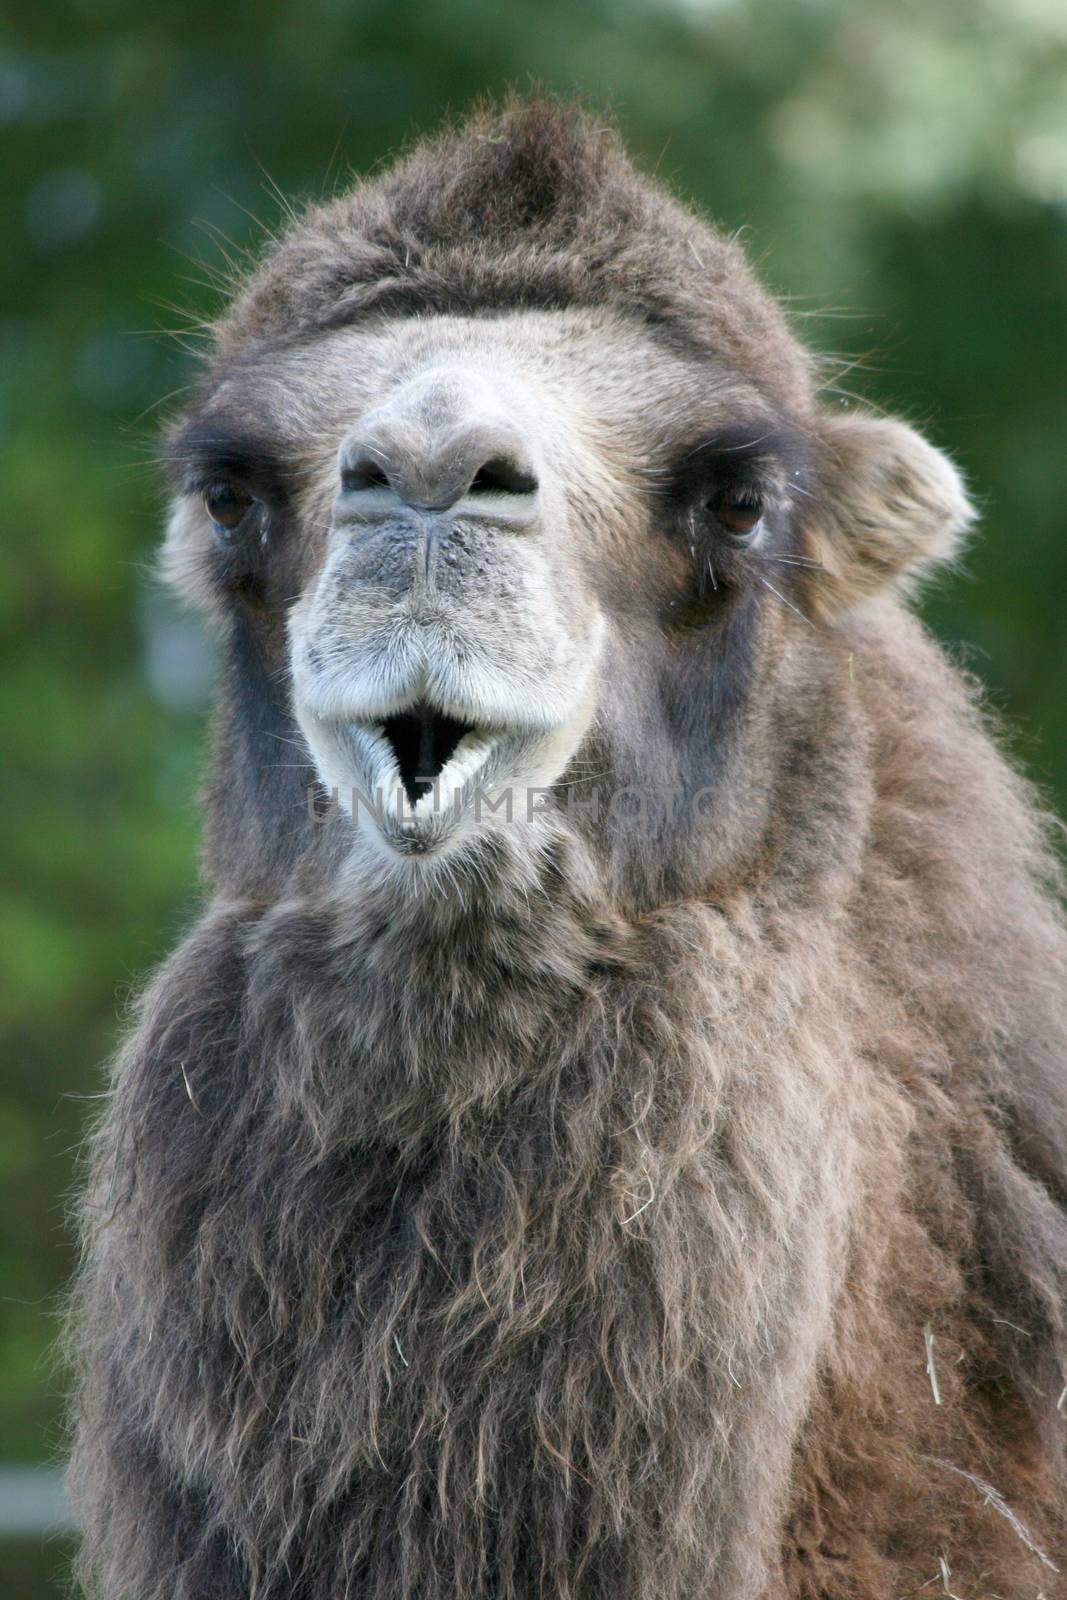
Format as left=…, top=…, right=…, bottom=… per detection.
left=662, top=421, right=808, bottom=550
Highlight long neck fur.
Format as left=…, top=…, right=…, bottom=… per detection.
left=70, top=604, right=1067, bottom=1600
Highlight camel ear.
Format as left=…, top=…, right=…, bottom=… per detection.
left=802, top=410, right=974, bottom=616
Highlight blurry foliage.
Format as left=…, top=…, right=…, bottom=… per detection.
left=2, top=0, right=1066, bottom=1488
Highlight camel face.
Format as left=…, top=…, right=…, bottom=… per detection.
left=290, top=313, right=612, bottom=863
left=169, top=304, right=804, bottom=870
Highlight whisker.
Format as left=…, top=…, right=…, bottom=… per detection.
left=757, top=552, right=828, bottom=576
left=681, top=431, right=775, bottom=463
left=754, top=571, right=815, bottom=629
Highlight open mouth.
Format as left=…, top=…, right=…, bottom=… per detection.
left=379, top=703, right=478, bottom=807
left=298, top=683, right=597, bottom=861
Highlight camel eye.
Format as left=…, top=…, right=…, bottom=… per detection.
left=711, top=490, right=764, bottom=540
left=204, top=482, right=256, bottom=539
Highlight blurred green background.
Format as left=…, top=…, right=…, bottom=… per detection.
left=2, top=0, right=1066, bottom=1592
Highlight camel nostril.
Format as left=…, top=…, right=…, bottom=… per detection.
left=340, top=457, right=391, bottom=493
left=468, top=458, right=538, bottom=497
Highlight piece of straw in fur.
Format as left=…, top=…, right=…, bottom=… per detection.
left=924, top=1457, right=1059, bottom=1574
left=180, top=1060, right=202, bottom=1115
left=923, top=1324, right=941, bottom=1405
left=937, top=1553, right=963, bottom=1598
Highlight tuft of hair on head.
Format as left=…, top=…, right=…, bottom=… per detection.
left=799, top=409, right=975, bottom=616
left=208, top=91, right=814, bottom=411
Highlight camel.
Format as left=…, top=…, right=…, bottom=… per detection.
left=68, top=99, right=1067, bottom=1599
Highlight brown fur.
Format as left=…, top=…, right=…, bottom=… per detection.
left=68, top=99, right=1067, bottom=1599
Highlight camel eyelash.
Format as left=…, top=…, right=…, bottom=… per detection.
left=167, top=414, right=290, bottom=503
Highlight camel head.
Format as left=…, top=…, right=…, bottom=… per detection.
left=162, top=101, right=972, bottom=901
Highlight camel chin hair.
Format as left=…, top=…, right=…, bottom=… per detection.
left=68, top=97, right=1067, bottom=1600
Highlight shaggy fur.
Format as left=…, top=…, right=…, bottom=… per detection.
left=68, top=100, right=1067, bottom=1599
